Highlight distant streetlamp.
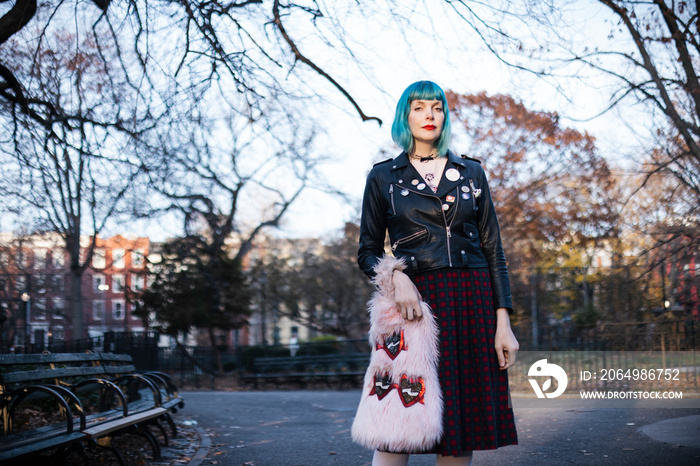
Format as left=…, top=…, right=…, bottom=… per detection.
left=0, top=303, right=8, bottom=352
left=21, top=291, right=30, bottom=352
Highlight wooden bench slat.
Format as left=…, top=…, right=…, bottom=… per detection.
left=101, top=365, right=138, bottom=374
left=0, top=353, right=102, bottom=365
left=99, top=354, right=133, bottom=362
left=1, top=366, right=106, bottom=384
left=81, top=408, right=167, bottom=438
left=0, top=431, right=86, bottom=461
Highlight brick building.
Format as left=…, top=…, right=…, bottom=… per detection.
left=84, top=235, right=149, bottom=339
left=0, top=233, right=149, bottom=351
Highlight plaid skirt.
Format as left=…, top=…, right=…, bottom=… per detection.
left=412, top=268, right=517, bottom=455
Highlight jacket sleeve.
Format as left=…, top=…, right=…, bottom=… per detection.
left=357, top=167, right=388, bottom=279
left=475, top=166, right=513, bottom=313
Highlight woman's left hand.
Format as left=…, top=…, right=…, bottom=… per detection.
left=495, top=308, right=519, bottom=370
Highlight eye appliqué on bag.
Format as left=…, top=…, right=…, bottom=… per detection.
left=399, top=375, right=426, bottom=407
left=377, top=330, right=406, bottom=360
left=371, top=373, right=395, bottom=400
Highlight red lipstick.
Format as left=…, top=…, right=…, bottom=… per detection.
left=423, top=125, right=436, bottom=130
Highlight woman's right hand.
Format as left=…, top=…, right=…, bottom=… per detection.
left=393, top=270, right=423, bottom=320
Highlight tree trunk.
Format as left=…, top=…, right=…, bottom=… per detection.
left=70, top=269, right=84, bottom=340
left=66, top=232, right=85, bottom=341
left=208, top=326, right=223, bottom=375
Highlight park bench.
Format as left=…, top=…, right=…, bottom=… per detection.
left=242, top=352, right=369, bottom=388
left=0, top=352, right=184, bottom=464
left=99, top=352, right=185, bottom=439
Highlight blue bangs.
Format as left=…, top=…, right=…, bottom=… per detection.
left=391, top=81, right=452, bottom=155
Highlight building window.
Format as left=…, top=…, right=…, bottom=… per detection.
left=51, top=274, right=65, bottom=293
left=132, top=248, right=145, bottom=268
left=34, top=249, right=47, bottom=269
left=15, top=275, right=26, bottom=292
left=92, top=249, right=106, bottom=269
left=133, top=301, right=144, bottom=320
left=93, top=274, right=107, bottom=292
left=33, top=298, right=47, bottom=320
left=51, top=327, right=65, bottom=341
left=113, top=249, right=125, bottom=269
left=34, top=274, right=47, bottom=294
left=53, top=251, right=65, bottom=268
left=92, top=301, right=105, bottom=321
left=52, top=298, right=65, bottom=319
left=0, top=250, right=7, bottom=266
left=112, top=274, right=125, bottom=293
left=112, top=300, right=126, bottom=320
left=18, top=251, right=29, bottom=269
left=131, top=274, right=145, bottom=292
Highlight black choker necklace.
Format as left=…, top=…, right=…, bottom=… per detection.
left=410, top=153, right=437, bottom=162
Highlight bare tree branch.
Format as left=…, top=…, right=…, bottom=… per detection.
left=0, top=0, right=36, bottom=45
left=272, top=0, right=382, bottom=125
left=600, top=0, right=700, bottom=159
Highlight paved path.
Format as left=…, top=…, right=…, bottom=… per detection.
left=180, top=391, right=700, bottom=465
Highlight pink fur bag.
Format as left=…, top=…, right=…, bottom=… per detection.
left=351, top=256, right=443, bottom=453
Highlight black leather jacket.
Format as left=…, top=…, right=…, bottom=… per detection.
left=358, top=150, right=513, bottom=312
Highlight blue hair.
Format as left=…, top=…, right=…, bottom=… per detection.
left=391, top=80, right=452, bottom=156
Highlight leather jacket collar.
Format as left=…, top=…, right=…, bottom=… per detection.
left=390, top=151, right=471, bottom=199
left=390, top=150, right=468, bottom=170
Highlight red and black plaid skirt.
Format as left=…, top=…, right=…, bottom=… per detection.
left=412, top=268, right=517, bottom=455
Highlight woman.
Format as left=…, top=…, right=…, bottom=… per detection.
left=357, top=80, right=519, bottom=466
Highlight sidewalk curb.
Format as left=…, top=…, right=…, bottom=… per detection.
left=187, top=426, right=211, bottom=466
left=640, top=414, right=700, bottom=449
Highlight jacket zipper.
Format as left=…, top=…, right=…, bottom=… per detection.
left=446, top=225, right=452, bottom=267
left=391, top=229, right=428, bottom=251
left=389, top=184, right=396, bottom=215
left=440, top=196, right=457, bottom=267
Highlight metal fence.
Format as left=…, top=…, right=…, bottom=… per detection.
left=42, top=331, right=161, bottom=370
left=514, top=319, right=698, bottom=351
left=12, top=320, right=698, bottom=388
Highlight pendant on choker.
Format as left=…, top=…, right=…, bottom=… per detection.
left=410, top=153, right=437, bottom=162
